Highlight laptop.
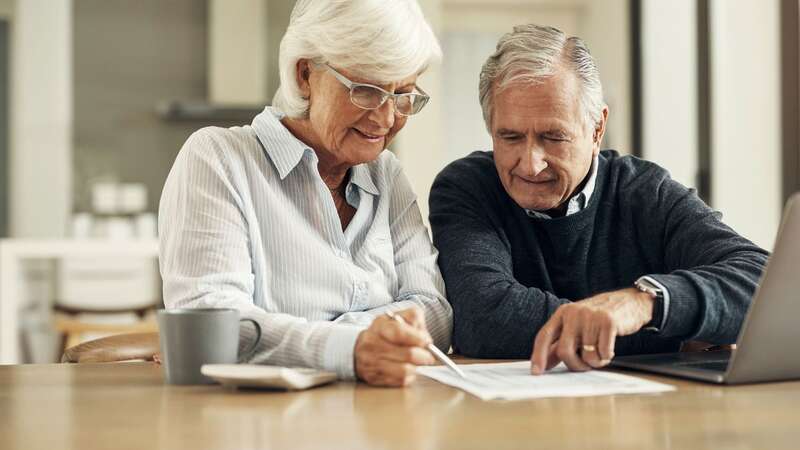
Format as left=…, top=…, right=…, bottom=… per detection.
left=610, top=193, right=800, bottom=384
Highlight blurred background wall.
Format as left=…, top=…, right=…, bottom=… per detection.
left=72, top=0, right=208, bottom=215
left=2, top=0, right=791, bottom=246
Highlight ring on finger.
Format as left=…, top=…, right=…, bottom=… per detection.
left=582, top=344, right=597, bottom=353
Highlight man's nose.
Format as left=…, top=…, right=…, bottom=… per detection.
left=522, top=142, right=548, bottom=176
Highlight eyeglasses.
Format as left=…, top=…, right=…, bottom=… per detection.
left=320, top=63, right=430, bottom=116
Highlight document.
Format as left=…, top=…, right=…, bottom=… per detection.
left=417, top=361, right=674, bottom=401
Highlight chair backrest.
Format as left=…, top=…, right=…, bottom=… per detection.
left=61, top=332, right=160, bottom=363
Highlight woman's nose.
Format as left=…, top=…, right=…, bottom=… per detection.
left=369, top=98, right=396, bottom=129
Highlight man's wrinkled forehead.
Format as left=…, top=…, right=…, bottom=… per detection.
left=490, top=76, right=583, bottom=132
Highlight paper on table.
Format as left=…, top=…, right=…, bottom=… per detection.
left=417, top=361, right=674, bottom=401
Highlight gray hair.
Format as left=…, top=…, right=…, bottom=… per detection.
left=273, top=0, right=442, bottom=118
left=478, top=24, right=606, bottom=131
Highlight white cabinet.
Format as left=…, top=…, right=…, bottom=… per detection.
left=0, top=239, right=160, bottom=363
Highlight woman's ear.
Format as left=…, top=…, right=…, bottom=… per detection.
left=296, top=59, right=312, bottom=98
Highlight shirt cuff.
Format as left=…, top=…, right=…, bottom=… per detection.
left=321, top=324, right=364, bottom=380
left=638, top=275, right=671, bottom=332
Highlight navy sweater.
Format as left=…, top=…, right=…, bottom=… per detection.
left=429, top=150, right=769, bottom=358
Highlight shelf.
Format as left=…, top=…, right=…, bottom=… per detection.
left=155, top=100, right=265, bottom=122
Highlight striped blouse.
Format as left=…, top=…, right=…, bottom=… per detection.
left=158, top=107, right=452, bottom=379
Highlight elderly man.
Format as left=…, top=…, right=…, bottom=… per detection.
left=429, top=24, right=769, bottom=374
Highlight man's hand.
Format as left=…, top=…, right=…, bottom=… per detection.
left=355, top=307, right=436, bottom=386
left=530, top=288, right=655, bottom=374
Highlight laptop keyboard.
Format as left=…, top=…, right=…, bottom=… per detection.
left=613, top=350, right=732, bottom=374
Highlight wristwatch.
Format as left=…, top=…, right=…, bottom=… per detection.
left=635, top=277, right=665, bottom=332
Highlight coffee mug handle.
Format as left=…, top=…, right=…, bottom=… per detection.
left=237, top=318, right=262, bottom=363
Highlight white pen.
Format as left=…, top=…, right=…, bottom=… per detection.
left=385, top=310, right=468, bottom=379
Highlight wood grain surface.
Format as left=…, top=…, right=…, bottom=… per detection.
left=1, top=360, right=798, bottom=450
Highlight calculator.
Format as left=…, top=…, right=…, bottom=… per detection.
left=201, top=364, right=338, bottom=390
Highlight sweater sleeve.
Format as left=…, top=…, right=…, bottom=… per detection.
left=630, top=164, right=770, bottom=344
left=429, top=157, right=570, bottom=358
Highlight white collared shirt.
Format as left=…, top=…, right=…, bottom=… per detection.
left=158, top=107, right=452, bottom=379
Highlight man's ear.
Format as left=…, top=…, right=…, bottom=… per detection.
left=591, top=106, right=609, bottom=156
left=296, top=59, right=312, bottom=98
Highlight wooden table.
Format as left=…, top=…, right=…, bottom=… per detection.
left=1, top=361, right=798, bottom=450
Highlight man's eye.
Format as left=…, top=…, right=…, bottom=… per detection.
left=500, top=134, right=523, bottom=141
left=544, top=135, right=568, bottom=142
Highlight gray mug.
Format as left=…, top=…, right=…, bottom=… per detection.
left=157, top=308, right=262, bottom=385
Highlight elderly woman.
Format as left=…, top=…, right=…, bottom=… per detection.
left=158, top=0, right=451, bottom=386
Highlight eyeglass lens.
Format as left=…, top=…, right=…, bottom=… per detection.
left=350, top=85, right=427, bottom=116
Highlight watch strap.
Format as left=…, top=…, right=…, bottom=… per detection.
left=636, top=278, right=665, bottom=332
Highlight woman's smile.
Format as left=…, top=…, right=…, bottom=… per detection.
left=351, top=127, right=386, bottom=144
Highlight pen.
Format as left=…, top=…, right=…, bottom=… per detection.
left=385, top=310, right=468, bottom=379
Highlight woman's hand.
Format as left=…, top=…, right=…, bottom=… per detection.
left=354, top=307, right=436, bottom=386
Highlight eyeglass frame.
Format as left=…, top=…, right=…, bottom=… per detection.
left=316, top=63, right=430, bottom=116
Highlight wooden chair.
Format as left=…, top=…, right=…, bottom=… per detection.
left=61, top=331, right=160, bottom=363
left=53, top=305, right=158, bottom=353
left=53, top=256, right=161, bottom=356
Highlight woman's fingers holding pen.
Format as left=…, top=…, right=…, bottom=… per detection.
left=378, top=308, right=433, bottom=347
left=395, top=307, right=428, bottom=330
left=355, top=308, right=435, bottom=387
left=379, top=339, right=436, bottom=366
left=354, top=337, right=424, bottom=386
left=354, top=347, right=417, bottom=386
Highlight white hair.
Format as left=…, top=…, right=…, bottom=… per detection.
left=273, top=0, right=442, bottom=118
left=478, top=24, right=606, bottom=131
